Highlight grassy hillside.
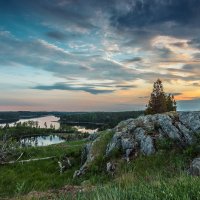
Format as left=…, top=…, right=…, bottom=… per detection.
left=59, top=147, right=200, bottom=200
left=0, top=140, right=86, bottom=198
left=0, top=131, right=200, bottom=199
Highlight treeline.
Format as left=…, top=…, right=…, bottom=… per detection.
left=0, top=112, right=19, bottom=123
left=60, top=111, right=144, bottom=130
left=0, top=111, right=87, bottom=124
left=0, top=122, right=80, bottom=140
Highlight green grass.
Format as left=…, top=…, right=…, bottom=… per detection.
left=72, top=176, right=200, bottom=200
left=58, top=147, right=200, bottom=200
left=0, top=140, right=86, bottom=198
left=1, top=133, right=200, bottom=199
left=85, top=130, right=114, bottom=173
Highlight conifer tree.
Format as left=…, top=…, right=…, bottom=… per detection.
left=145, top=79, right=177, bottom=114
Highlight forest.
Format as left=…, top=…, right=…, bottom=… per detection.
left=60, top=111, right=144, bottom=130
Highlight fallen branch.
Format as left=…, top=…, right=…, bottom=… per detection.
left=1, top=156, right=56, bottom=165
left=16, top=152, right=24, bottom=161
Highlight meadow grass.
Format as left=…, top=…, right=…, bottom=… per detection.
left=0, top=140, right=86, bottom=198
left=57, top=148, right=200, bottom=200
left=0, top=134, right=200, bottom=199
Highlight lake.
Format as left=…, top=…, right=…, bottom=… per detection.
left=0, top=115, right=98, bottom=134
left=19, top=135, right=66, bottom=147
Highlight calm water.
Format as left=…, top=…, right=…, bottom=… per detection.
left=0, top=115, right=60, bottom=129
left=74, top=126, right=98, bottom=134
left=19, top=115, right=60, bottom=129
left=20, top=135, right=66, bottom=147
left=0, top=115, right=98, bottom=133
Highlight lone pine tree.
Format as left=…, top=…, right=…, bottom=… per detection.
left=145, top=79, right=177, bottom=114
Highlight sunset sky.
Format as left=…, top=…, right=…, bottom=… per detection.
left=0, top=0, right=200, bottom=111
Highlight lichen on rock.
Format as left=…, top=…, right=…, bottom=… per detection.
left=74, top=111, right=200, bottom=177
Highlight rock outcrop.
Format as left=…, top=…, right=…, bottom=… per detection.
left=74, top=111, right=200, bottom=177
left=106, top=162, right=116, bottom=176
left=189, top=157, right=200, bottom=176
left=73, top=130, right=114, bottom=178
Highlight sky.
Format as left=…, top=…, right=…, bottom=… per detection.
left=0, top=0, right=200, bottom=111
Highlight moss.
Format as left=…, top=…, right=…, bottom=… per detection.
left=108, top=147, right=123, bottom=159
left=87, top=130, right=114, bottom=172
left=90, top=130, right=114, bottom=156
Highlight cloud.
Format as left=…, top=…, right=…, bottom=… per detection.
left=171, top=93, right=182, bottom=96
left=32, top=82, right=115, bottom=94
left=122, top=57, right=142, bottom=64
left=188, top=38, right=200, bottom=49
left=0, top=0, right=200, bottom=111
left=138, top=96, right=149, bottom=99
left=192, top=82, right=200, bottom=87
left=32, top=80, right=138, bottom=94
left=172, top=42, right=186, bottom=48
left=46, top=31, right=67, bottom=40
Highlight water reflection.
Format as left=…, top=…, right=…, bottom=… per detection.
left=0, top=115, right=60, bottom=129
left=0, top=115, right=99, bottom=133
left=18, top=116, right=60, bottom=129
left=74, top=126, right=98, bottom=134
left=20, top=135, right=66, bottom=147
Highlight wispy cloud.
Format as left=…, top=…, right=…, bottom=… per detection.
left=0, top=0, right=200, bottom=110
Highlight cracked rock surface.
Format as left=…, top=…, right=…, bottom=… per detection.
left=74, top=112, right=200, bottom=177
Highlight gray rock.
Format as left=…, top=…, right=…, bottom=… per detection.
left=140, top=135, right=155, bottom=155
left=176, top=122, right=193, bottom=145
left=106, top=162, right=115, bottom=175
left=106, top=132, right=122, bottom=156
left=125, top=148, right=133, bottom=162
left=189, top=157, right=200, bottom=176
left=81, top=143, right=92, bottom=165
left=73, top=170, right=82, bottom=178
left=121, top=138, right=134, bottom=150
left=134, top=127, right=155, bottom=155
left=88, top=132, right=100, bottom=141
left=58, top=156, right=72, bottom=174
left=179, top=112, right=200, bottom=132
left=74, top=111, right=200, bottom=177
left=155, top=114, right=181, bottom=141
